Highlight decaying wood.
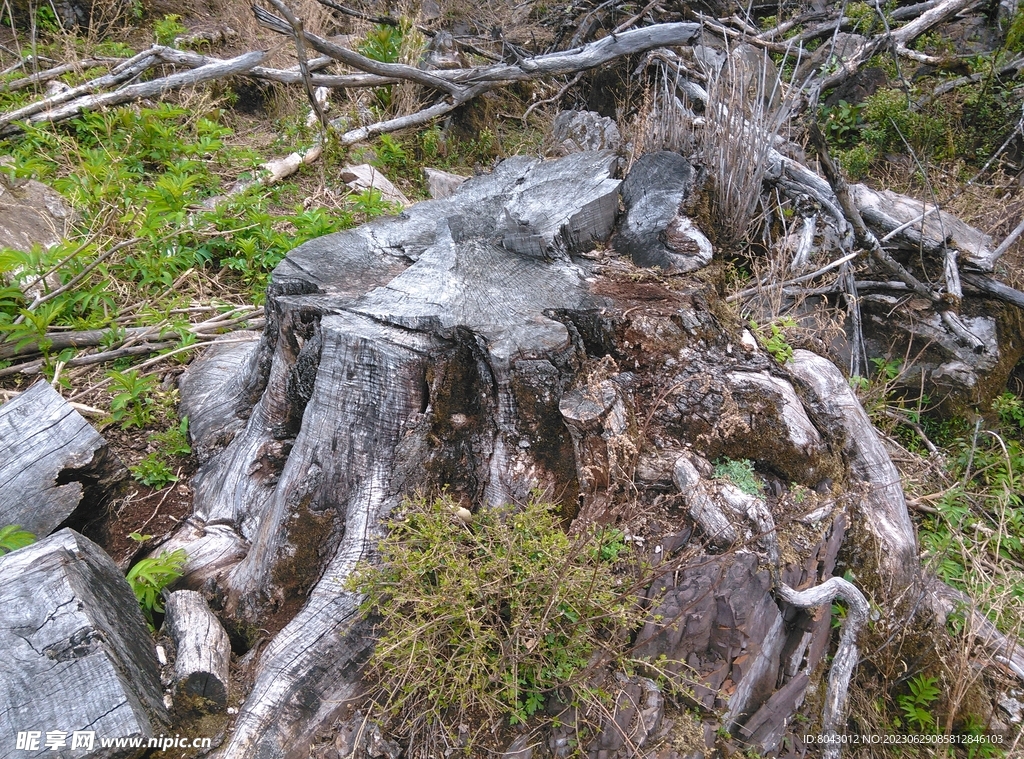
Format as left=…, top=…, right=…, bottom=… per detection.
left=0, top=529, right=167, bottom=756
left=776, top=578, right=869, bottom=759
left=170, top=151, right=624, bottom=758
left=0, top=50, right=266, bottom=134
left=164, top=591, right=231, bottom=710
left=787, top=349, right=918, bottom=592
left=0, top=380, right=126, bottom=538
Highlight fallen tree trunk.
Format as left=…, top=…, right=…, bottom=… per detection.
left=0, top=380, right=126, bottom=538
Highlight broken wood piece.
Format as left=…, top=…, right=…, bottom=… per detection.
left=776, top=577, right=869, bottom=759
left=0, top=529, right=168, bottom=754
left=164, top=590, right=231, bottom=710
left=0, top=380, right=126, bottom=539
left=341, top=164, right=409, bottom=206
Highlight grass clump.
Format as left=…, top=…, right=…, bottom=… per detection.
left=348, top=494, right=643, bottom=745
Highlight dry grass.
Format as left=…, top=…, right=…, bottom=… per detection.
left=700, top=45, right=789, bottom=250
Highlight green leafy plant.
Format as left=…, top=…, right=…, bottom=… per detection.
left=154, top=14, right=187, bottom=46
left=713, top=458, right=762, bottom=496
left=358, top=23, right=403, bottom=64
left=820, top=100, right=865, bottom=147
left=0, top=525, right=36, bottom=555
left=130, top=455, right=178, bottom=488
left=992, top=392, right=1024, bottom=430
left=126, top=548, right=187, bottom=626
left=749, top=316, right=796, bottom=363
left=130, top=417, right=190, bottom=488
left=348, top=494, right=643, bottom=743
left=897, top=674, right=941, bottom=733
left=959, top=714, right=1004, bottom=759
left=107, top=369, right=158, bottom=428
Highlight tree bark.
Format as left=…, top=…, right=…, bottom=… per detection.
left=0, top=380, right=126, bottom=539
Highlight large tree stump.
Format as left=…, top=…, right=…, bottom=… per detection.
left=170, top=151, right=971, bottom=757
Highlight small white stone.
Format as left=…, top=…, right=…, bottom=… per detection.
left=155, top=645, right=167, bottom=666
left=740, top=330, right=758, bottom=352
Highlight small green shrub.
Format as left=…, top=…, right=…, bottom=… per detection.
left=130, top=455, right=178, bottom=488
left=820, top=100, right=865, bottom=147
left=154, top=15, right=187, bottom=46
left=130, top=417, right=191, bottom=488
left=0, top=525, right=36, bottom=556
left=126, top=548, right=186, bottom=627
left=348, top=494, right=642, bottom=742
left=107, top=369, right=158, bottom=429
left=713, top=458, right=762, bottom=496
left=992, top=391, right=1024, bottom=430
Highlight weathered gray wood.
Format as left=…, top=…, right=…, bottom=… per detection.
left=559, top=380, right=631, bottom=523
left=776, top=578, right=870, bottom=759
left=173, top=152, right=624, bottom=758
left=963, top=272, right=1024, bottom=310
left=177, top=333, right=262, bottom=464
left=851, top=183, right=997, bottom=272
left=164, top=591, right=230, bottom=710
left=3, top=51, right=266, bottom=133
left=613, top=151, right=712, bottom=273
left=0, top=380, right=126, bottom=539
left=0, top=529, right=167, bottom=758
left=787, top=349, right=918, bottom=592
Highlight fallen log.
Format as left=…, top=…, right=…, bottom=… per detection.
left=0, top=529, right=167, bottom=757
left=0, top=380, right=126, bottom=539
left=164, top=590, right=231, bottom=711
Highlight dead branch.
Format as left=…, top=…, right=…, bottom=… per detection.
left=0, top=57, right=119, bottom=92
left=0, top=50, right=266, bottom=134
left=807, top=120, right=986, bottom=352
left=0, top=48, right=161, bottom=131
left=962, top=273, right=1024, bottom=310
left=265, top=0, right=329, bottom=130
left=777, top=578, right=869, bottom=759
left=253, top=4, right=462, bottom=95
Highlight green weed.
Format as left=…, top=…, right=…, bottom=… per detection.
left=348, top=494, right=643, bottom=743
left=713, top=458, right=762, bottom=496
left=153, top=14, right=187, bottom=46
left=0, top=525, right=36, bottom=555
left=749, top=316, right=796, bottom=364
left=126, top=547, right=187, bottom=627
left=107, top=369, right=157, bottom=429
left=130, top=417, right=191, bottom=488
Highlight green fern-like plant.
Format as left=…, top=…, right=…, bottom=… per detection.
left=897, top=674, right=941, bottom=733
